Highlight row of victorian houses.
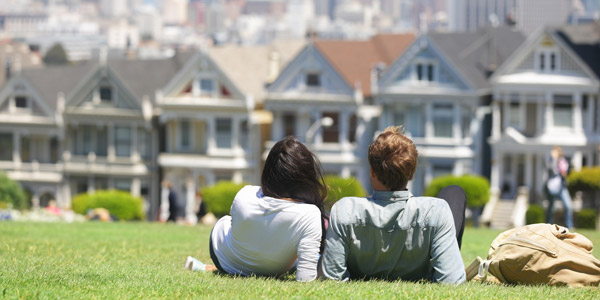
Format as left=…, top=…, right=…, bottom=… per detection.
left=1, top=22, right=599, bottom=223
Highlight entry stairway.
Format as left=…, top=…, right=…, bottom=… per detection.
left=481, top=187, right=529, bottom=230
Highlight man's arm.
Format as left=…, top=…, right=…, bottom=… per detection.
left=321, top=206, right=350, bottom=281
left=429, top=201, right=466, bottom=284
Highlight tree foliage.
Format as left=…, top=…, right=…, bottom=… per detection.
left=0, top=172, right=27, bottom=210
left=43, top=43, right=69, bottom=65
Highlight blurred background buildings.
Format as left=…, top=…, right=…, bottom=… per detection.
left=0, top=0, right=599, bottom=226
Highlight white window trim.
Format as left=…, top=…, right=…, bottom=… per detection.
left=550, top=94, right=575, bottom=131
left=10, top=95, right=32, bottom=114
left=412, top=58, right=437, bottom=84
left=534, top=47, right=560, bottom=73
left=192, top=74, right=218, bottom=98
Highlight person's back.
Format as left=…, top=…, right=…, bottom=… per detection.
left=212, top=185, right=321, bottom=279
left=322, top=126, right=465, bottom=284
left=324, top=192, right=463, bottom=282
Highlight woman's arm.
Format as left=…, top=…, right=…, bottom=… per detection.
left=295, top=211, right=322, bottom=282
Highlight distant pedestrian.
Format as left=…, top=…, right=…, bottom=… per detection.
left=545, top=146, right=573, bottom=228
left=167, top=182, right=180, bottom=222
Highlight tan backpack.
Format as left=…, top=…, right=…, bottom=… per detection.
left=466, top=223, right=600, bottom=287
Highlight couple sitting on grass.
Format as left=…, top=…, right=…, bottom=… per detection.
left=185, top=127, right=466, bottom=284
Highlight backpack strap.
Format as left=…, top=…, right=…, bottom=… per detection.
left=477, top=259, right=492, bottom=282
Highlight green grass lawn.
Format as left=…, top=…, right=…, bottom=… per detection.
left=1, top=222, right=599, bottom=299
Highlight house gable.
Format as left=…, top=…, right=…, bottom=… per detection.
left=0, top=76, right=55, bottom=118
left=494, top=29, right=597, bottom=81
left=267, top=44, right=354, bottom=96
left=162, top=52, right=245, bottom=101
left=379, top=37, right=471, bottom=93
left=66, top=66, right=141, bottom=111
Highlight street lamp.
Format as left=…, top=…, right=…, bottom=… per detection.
left=306, top=116, right=334, bottom=144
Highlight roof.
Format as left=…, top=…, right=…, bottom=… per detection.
left=17, top=52, right=194, bottom=111
left=315, top=33, right=415, bottom=97
left=428, top=26, right=525, bottom=90
left=554, top=22, right=600, bottom=79
left=208, top=39, right=304, bottom=101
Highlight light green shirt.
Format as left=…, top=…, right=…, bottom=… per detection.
left=322, top=190, right=466, bottom=284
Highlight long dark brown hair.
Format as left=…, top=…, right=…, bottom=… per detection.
left=261, top=136, right=328, bottom=252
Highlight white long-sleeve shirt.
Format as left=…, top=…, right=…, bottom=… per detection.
left=210, top=185, right=322, bottom=281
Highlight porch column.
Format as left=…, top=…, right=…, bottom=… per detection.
left=159, top=183, right=170, bottom=222
left=502, top=94, right=510, bottom=129
left=425, top=102, right=433, bottom=138
left=491, top=150, right=503, bottom=191
left=453, top=103, right=460, bottom=142
left=339, top=111, right=350, bottom=147
left=186, top=171, right=197, bottom=225
left=13, top=131, right=21, bottom=169
left=232, top=116, right=240, bottom=151
left=573, top=92, right=582, bottom=133
left=107, top=124, right=115, bottom=162
left=492, top=100, right=501, bottom=139
left=525, top=153, right=533, bottom=191
left=61, top=177, right=71, bottom=209
left=131, top=177, right=141, bottom=197
left=312, top=110, right=323, bottom=146
left=544, top=91, right=553, bottom=133
left=207, top=116, right=216, bottom=154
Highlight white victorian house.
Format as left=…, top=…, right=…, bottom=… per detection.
left=489, top=23, right=600, bottom=202
left=0, top=57, right=169, bottom=217
left=377, top=27, right=525, bottom=196
left=265, top=34, right=415, bottom=190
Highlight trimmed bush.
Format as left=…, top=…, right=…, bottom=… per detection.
left=567, top=167, right=600, bottom=192
left=526, top=204, right=545, bottom=225
left=72, top=190, right=144, bottom=220
left=324, top=176, right=366, bottom=210
left=576, top=209, right=597, bottom=229
left=424, top=175, right=490, bottom=207
left=0, top=172, right=27, bottom=210
left=202, top=181, right=247, bottom=217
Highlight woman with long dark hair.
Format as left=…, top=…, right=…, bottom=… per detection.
left=185, top=136, right=328, bottom=281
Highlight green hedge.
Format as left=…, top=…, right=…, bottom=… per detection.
left=202, top=181, right=247, bottom=217
left=424, top=175, right=490, bottom=207
left=0, top=172, right=27, bottom=210
left=576, top=209, right=597, bottom=229
left=526, top=204, right=545, bottom=225
left=567, top=167, right=600, bottom=192
left=72, top=190, right=144, bottom=220
left=324, top=176, right=366, bottom=210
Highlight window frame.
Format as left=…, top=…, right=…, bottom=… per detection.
left=432, top=103, right=454, bottom=138
left=215, top=118, right=233, bottom=149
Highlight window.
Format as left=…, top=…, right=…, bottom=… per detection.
left=99, top=87, right=112, bottom=102
left=20, top=136, right=30, bottom=162
left=216, top=118, right=232, bottom=149
left=553, top=95, right=573, bottom=128
left=432, top=164, right=453, bottom=179
left=50, top=137, right=59, bottom=163
left=393, top=112, right=405, bottom=126
left=416, top=63, right=434, bottom=82
left=115, top=126, right=131, bottom=157
left=538, top=50, right=559, bottom=72
left=215, top=173, right=232, bottom=183
left=550, top=53, right=556, bottom=71
left=95, top=177, right=108, bottom=191
left=239, top=120, right=249, bottom=150
left=199, top=78, right=214, bottom=95
left=539, top=53, right=545, bottom=70
left=180, top=120, right=191, bottom=150
left=461, top=106, right=471, bottom=139
left=138, top=129, right=150, bottom=159
left=322, top=112, right=339, bottom=143
left=115, top=179, right=131, bottom=192
left=433, top=103, right=453, bottom=138
left=15, top=96, right=28, bottom=108
left=282, top=113, right=296, bottom=137
left=508, top=100, right=520, bottom=128
left=76, top=125, right=93, bottom=155
left=96, top=127, right=107, bottom=157
left=306, top=73, right=320, bottom=87
left=0, top=133, right=13, bottom=161
left=348, top=114, right=357, bottom=143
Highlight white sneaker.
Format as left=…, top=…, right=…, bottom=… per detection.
left=184, top=256, right=206, bottom=272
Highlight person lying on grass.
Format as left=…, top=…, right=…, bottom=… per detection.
left=185, top=136, right=328, bottom=281
left=322, top=126, right=466, bottom=284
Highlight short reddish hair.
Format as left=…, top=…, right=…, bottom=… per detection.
left=368, top=126, right=418, bottom=190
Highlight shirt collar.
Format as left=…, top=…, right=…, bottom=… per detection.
left=372, top=190, right=413, bottom=201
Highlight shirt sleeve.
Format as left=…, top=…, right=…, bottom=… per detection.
left=295, top=210, right=322, bottom=282
left=321, top=205, right=350, bottom=281
left=429, top=201, right=466, bottom=284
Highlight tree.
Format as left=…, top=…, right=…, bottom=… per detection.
left=43, top=43, right=69, bottom=65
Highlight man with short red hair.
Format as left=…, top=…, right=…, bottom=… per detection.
left=322, top=126, right=466, bottom=284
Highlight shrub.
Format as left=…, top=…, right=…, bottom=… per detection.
left=0, top=172, right=27, bottom=210
left=576, top=209, right=597, bottom=229
left=202, top=181, right=247, bottom=217
left=567, top=167, right=600, bottom=192
left=424, top=175, right=490, bottom=207
left=72, top=190, right=144, bottom=220
left=324, top=176, right=366, bottom=210
left=525, top=204, right=545, bottom=225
